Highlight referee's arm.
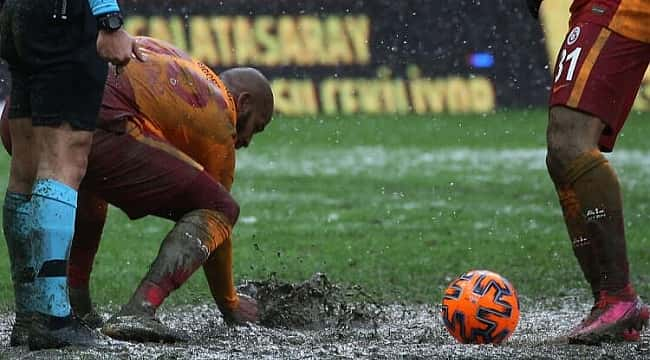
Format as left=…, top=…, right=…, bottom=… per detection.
left=88, top=0, right=120, bottom=16
left=90, top=0, right=147, bottom=66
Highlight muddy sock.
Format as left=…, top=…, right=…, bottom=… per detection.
left=3, top=191, right=33, bottom=317
left=68, top=287, right=93, bottom=317
left=68, top=193, right=107, bottom=318
left=68, top=242, right=96, bottom=317
left=67, top=245, right=95, bottom=317
left=68, top=245, right=98, bottom=296
left=556, top=185, right=601, bottom=299
left=564, top=150, right=632, bottom=297
left=124, top=209, right=232, bottom=315
left=68, top=216, right=104, bottom=290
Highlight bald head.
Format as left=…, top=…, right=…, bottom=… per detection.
left=221, top=67, right=274, bottom=118
left=220, top=67, right=274, bottom=149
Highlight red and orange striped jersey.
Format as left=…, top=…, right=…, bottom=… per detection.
left=99, top=37, right=238, bottom=190
left=570, top=0, right=650, bottom=43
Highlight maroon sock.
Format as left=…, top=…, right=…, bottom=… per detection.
left=124, top=209, right=231, bottom=314
left=68, top=195, right=107, bottom=289
left=564, top=150, right=631, bottom=294
left=556, top=185, right=601, bottom=299
left=68, top=225, right=102, bottom=289
left=68, top=246, right=96, bottom=289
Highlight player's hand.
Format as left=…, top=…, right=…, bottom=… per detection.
left=220, top=294, right=259, bottom=326
left=97, top=29, right=147, bottom=67
left=526, top=0, right=543, bottom=19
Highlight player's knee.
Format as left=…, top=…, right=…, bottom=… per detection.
left=66, top=156, right=89, bottom=186
left=35, top=128, right=92, bottom=187
left=547, top=107, right=589, bottom=173
left=41, top=155, right=88, bottom=189
left=203, top=181, right=239, bottom=225
left=547, top=106, right=606, bottom=183
left=182, top=173, right=240, bottom=225
left=74, top=156, right=89, bottom=179
left=62, top=133, right=93, bottom=176
left=547, top=107, right=573, bottom=155
left=175, top=208, right=236, bottom=254
left=545, top=153, right=563, bottom=184
left=8, top=163, right=36, bottom=194
left=217, top=195, right=240, bottom=226
left=546, top=108, right=577, bottom=182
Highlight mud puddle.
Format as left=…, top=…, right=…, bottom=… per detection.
left=0, top=273, right=648, bottom=359
left=237, top=272, right=383, bottom=330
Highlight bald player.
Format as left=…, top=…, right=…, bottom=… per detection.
left=528, top=0, right=649, bottom=344
left=1, top=37, right=274, bottom=343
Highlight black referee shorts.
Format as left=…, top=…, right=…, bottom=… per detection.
left=0, top=0, right=108, bottom=130
left=0, top=58, right=9, bottom=100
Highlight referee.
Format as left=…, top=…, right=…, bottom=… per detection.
left=0, top=0, right=144, bottom=350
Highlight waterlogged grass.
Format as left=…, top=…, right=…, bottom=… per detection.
left=0, top=110, right=649, bottom=309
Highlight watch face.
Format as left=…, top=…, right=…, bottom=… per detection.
left=107, top=16, right=122, bottom=30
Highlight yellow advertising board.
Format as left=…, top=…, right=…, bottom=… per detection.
left=120, top=0, right=648, bottom=114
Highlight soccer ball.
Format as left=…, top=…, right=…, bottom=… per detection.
left=441, top=270, right=520, bottom=344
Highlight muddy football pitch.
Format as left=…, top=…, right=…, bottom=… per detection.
left=0, top=275, right=648, bottom=359
left=1, top=112, right=650, bottom=358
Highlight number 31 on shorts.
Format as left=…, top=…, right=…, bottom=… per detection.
left=555, top=26, right=583, bottom=83
left=555, top=47, right=583, bottom=82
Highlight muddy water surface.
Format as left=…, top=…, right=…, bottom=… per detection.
left=1, top=274, right=648, bottom=359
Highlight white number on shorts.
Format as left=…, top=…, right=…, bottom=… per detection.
left=555, top=47, right=583, bottom=83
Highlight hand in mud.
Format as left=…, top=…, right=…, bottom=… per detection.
left=220, top=295, right=259, bottom=326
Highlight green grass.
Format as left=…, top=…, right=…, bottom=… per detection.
left=0, top=110, right=649, bottom=309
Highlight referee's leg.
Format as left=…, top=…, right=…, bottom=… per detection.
left=1, top=0, right=110, bottom=350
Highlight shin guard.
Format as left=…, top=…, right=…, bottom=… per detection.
left=29, top=179, right=77, bottom=318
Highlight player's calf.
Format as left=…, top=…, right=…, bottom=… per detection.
left=102, top=209, right=233, bottom=343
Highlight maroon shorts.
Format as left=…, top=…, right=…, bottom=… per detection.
left=549, top=22, right=650, bottom=152
left=81, top=123, right=232, bottom=222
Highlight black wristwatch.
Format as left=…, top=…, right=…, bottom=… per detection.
left=97, top=12, right=123, bottom=32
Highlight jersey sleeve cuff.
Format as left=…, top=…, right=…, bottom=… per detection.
left=88, top=0, right=121, bottom=16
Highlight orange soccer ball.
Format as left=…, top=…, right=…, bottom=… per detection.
left=441, top=270, right=520, bottom=344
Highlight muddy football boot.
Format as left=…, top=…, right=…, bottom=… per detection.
left=27, top=312, right=112, bottom=350
left=568, top=293, right=650, bottom=344
left=79, top=310, right=105, bottom=329
left=566, top=301, right=602, bottom=340
left=69, top=287, right=104, bottom=328
left=9, top=311, right=30, bottom=346
left=101, top=312, right=189, bottom=343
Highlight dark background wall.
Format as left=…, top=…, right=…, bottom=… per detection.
left=121, top=0, right=552, bottom=113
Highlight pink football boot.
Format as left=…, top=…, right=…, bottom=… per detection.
left=569, top=288, right=649, bottom=344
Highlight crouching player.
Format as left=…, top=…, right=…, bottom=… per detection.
left=2, top=37, right=274, bottom=343
left=528, top=0, right=650, bottom=344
